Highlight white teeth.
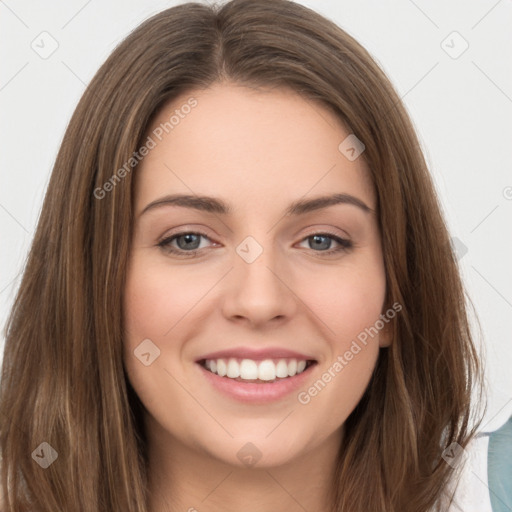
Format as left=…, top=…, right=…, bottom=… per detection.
left=240, top=359, right=259, bottom=379
left=276, top=360, right=289, bottom=378
left=216, top=359, right=227, bottom=377
left=258, top=360, right=276, bottom=381
left=287, top=359, right=297, bottom=377
left=226, top=358, right=240, bottom=378
left=202, top=357, right=312, bottom=381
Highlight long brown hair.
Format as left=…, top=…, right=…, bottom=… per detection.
left=0, top=0, right=487, bottom=510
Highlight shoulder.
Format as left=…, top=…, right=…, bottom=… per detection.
left=447, top=412, right=512, bottom=512
left=447, top=432, right=493, bottom=511
left=487, top=415, right=512, bottom=512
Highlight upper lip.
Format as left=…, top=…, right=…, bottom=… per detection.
left=195, top=347, right=317, bottom=362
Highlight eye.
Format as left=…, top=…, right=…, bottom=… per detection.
left=297, top=233, right=353, bottom=255
left=157, top=230, right=353, bottom=257
left=157, top=231, right=213, bottom=257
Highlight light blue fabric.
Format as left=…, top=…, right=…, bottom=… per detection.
left=487, top=414, right=512, bottom=512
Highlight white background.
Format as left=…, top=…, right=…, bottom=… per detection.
left=1, top=0, right=511, bottom=433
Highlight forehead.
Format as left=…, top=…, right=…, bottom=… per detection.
left=135, top=82, right=375, bottom=213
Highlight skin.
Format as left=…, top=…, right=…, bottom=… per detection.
left=123, top=82, right=391, bottom=512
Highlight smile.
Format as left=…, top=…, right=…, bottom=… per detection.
left=199, top=357, right=315, bottom=383
left=196, top=357, right=318, bottom=404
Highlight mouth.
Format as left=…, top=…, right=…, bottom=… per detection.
left=194, top=347, right=319, bottom=403
left=197, top=357, right=317, bottom=384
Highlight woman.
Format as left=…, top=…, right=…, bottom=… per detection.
left=0, top=0, right=487, bottom=510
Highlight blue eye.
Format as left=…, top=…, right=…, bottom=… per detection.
left=158, top=232, right=211, bottom=256
left=298, top=233, right=353, bottom=254
left=157, top=231, right=352, bottom=257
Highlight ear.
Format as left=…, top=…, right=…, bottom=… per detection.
left=378, top=319, right=393, bottom=348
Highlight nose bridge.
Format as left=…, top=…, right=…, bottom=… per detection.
left=222, top=233, right=296, bottom=323
left=235, top=233, right=285, bottom=293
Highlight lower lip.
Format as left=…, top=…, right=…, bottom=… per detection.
left=197, top=362, right=317, bottom=404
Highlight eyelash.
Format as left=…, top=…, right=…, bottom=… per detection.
left=157, top=230, right=353, bottom=257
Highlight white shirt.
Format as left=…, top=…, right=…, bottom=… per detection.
left=447, top=400, right=512, bottom=511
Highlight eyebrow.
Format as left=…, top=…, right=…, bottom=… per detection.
left=140, top=192, right=374, bottom=217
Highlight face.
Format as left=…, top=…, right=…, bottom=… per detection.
left=123, top=82, right=390, bottom=469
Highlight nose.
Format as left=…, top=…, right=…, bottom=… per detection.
left=221, top=240, right=297, bottom=328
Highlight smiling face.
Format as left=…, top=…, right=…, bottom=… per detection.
left=122, top=82, right=390, bottom=471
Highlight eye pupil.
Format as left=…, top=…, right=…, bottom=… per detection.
left=310, top=235, right=330, bottom=251
left=178, top=233, right=201, bottom=250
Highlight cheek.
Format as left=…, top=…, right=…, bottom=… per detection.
left=121, top=258, right=209, bottom=419
left=123, top=258, right=209, bottom=343
left=302, top=260, right=386, bottom=344
left=295, top=276, right=385, bottom=432
left=293, top=255, right=386, bottom=427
